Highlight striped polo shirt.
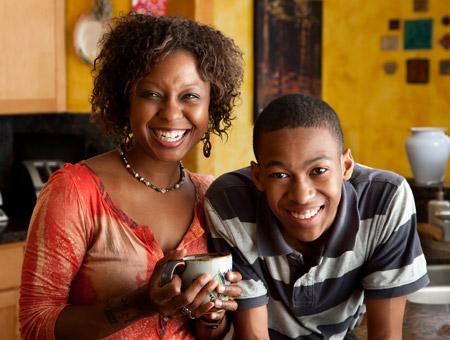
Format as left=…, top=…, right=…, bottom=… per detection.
left=205, top=164, right=429, bottom=340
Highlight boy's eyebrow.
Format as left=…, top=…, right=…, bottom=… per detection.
left=264, top=155, right=332, bottom=169
left=264, top=160, right=287, bottom=168
left=305, top=155, right=332, bottom=166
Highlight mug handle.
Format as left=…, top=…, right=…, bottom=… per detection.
left=161, top=260, right=186, bottom=286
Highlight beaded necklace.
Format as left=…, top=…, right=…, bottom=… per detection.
left=118, top=144, right=185, bottom=194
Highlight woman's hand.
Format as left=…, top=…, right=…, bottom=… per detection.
left=202, top=271, right=242, bottom=321
left=146, top=249, right=221, bottom=319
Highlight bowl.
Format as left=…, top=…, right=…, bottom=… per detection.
left=407, top=264, right=450, bottom=304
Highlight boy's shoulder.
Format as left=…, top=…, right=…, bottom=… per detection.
left=348, top=164, right=410, bottom=218
left=206, top=166, right=254, bottom=195
left=350, top=163, right=406, bottom=188
left=205, top=166, right=262, bottom=220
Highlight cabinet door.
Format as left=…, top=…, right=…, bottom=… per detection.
left=0, top=242, right=25, bottom=340
left=0, top=0, right=66, bottom=114
left=0, top=289, right=20, bottom=340
left=0, top=242, right=24, bottom=291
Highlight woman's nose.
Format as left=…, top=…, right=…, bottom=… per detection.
left=158, top=98, right=183, bottom=121
left=288, top=179, right=314, bottom=203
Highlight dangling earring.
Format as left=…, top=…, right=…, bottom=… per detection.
left=122, top=123, right=133, bottom=151
left=203, top=129, right=212, bottom=158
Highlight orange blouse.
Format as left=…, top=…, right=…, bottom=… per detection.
left=19, top=161, right=214, bottom=340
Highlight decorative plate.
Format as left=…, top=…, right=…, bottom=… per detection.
left=73, top=12, right=106, bottom=66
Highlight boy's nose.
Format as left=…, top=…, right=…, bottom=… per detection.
left=158, top=98, right=183, bottom=121
left=288, top=179, right=315, bottom=203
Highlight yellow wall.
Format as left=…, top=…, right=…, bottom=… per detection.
left=323, top=0, right=450, bottom=180
left=211, top=1, right=255, bottom=175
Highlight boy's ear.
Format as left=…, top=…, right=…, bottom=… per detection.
left=250, top=161, right=265, bottom=191
left=341, top=148, right=354, bottom=181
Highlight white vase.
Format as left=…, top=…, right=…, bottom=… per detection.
left=405, top=127, right=450, bottom=186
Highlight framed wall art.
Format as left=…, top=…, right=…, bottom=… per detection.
left=407, top=59, right=429, bottom=83
left=254, top=0, right=322, bottom=119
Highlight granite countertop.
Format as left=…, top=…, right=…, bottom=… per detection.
left=0, top=216, right=29, bottom=245
left=350, top=302, right=450, bottom=339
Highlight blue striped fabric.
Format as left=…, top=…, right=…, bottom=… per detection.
left=205, top=164, right=429, bottom=340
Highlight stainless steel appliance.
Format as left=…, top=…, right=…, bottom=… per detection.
left=22, top=160, right=64, bottom=197
left=4, top=158, right=65, bottom=221
left=2, top=132, right=91, bottom=222
left=0, top=191, right=8, bottom=230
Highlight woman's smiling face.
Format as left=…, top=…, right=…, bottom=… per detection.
left=128, top=50, right=210, bottom=162
left=251, top=126, right=354, bottom=250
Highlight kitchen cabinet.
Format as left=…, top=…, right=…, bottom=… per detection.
left=0, top=241, right=25, bottom=340
left=0, top=0, right=66, bottom=114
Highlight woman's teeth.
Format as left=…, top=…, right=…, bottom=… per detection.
left=154, top=129, right=186, bottom=142
left=290, top=207, right=320, bottom=220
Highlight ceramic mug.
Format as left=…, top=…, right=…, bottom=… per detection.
left=161, top=252, right=232, bottom=309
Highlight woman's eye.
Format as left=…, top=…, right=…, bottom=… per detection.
left=311, top=167, right=327, bottom=175
left=183, top=93, right=199, bottom=100
left=142, top=91, right=159, bottom=98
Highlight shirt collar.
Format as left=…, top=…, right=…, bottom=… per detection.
left=321, top=180, right=360, bottom=257
left=256, top=192, right=293, bottom=257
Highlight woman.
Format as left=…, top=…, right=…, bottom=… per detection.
left=19, top=12, right=244, bottom=340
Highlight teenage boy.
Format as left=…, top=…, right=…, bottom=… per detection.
left=204, top=94, right=428, bottom=340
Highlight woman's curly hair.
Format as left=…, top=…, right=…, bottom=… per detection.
left=90, top=12, right=244, bottom=142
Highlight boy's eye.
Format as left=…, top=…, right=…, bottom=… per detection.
left=271, top=172, right=288, bottom=179
left=311, top=167, right=327, bottom=175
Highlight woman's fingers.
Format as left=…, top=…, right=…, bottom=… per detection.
left=216, top=281, right=242, bottom=299
left=145, top=249, right=188, bottom=317
left=226, top=271, right=242, bottom=283
left=154, top=249, right=187, bottom=285
left=213, top=297, right=238, bottom=312
left=158, top=274, right=183, bottom=298
left=187, top=301, right=215, bottom=318
left=197, top=270, right=242, bottom=314
left=202, top=309, right=226, bottom=321
left=175, top=274, right=217, bottom=316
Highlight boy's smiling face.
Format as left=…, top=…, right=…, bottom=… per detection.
left=251, top=126, right=354, bottom=251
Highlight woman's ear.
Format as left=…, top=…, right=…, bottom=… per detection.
left=342, top=149, right=355, bottom=181
left=250, top=161, right=265, bottom=191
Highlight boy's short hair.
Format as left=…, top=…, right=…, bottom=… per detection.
left=252, top=94, right=344, bottom=159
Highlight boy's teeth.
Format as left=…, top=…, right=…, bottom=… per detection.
left=290, top=207, right=320, bottom=220
left=154, top=129, right=186, bottom=142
